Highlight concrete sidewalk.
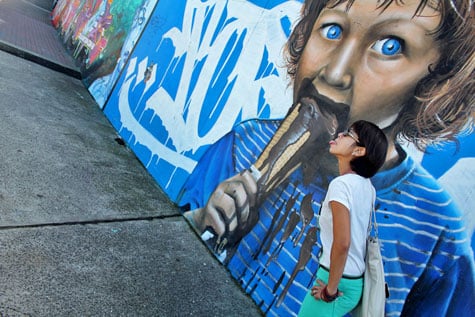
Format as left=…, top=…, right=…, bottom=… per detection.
left=0, top=0, right=261, bottom=316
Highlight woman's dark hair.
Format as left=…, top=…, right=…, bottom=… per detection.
left=350, top=120, right=388, bottom=178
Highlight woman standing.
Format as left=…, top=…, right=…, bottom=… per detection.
left=298, top=120, right=388, bottom=316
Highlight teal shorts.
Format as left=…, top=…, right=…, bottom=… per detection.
left=298, top=267, right=363, bottom=317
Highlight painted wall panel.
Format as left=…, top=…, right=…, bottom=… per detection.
left=52, top=0, right=157, bottom=107
left=103, top=0, right=303, bottom=200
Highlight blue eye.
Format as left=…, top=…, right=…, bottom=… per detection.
left=321, top=24, right=342, bottom=40
left=372, top=37, right=403, bottom=56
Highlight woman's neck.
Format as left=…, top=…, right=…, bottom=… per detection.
left=338, top=158, right=354, bottom=176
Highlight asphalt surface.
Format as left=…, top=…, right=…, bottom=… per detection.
left=0, top=0, right=261, bottom=315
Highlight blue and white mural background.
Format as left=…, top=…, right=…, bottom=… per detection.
left=103, top=0, right=303, bottom=200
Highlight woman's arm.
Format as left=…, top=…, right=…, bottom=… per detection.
left=327, top=200, right=351, bottom=295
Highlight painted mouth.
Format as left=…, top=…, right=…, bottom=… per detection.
left=296, top=78, right=350, bottom=134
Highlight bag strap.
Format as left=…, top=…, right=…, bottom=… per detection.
left=368, top=189, right=379, bottom=239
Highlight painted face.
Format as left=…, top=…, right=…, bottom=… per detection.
left=294, top=0, right=442, bottom=129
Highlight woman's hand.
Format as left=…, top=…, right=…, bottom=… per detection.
left=311, top=279, right=343, bottom=301
left=311, top=279, right=326, bottom=300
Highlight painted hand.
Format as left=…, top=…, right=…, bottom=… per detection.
left=187, top=170, right=258, bottom=254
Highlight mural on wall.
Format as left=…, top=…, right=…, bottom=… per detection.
left=51, top=0, right=154, bottom=92
left=88, top=0, right=158, bottom=108
left=177, top=0, right=475, bottom=316
left=100, top=0, right=474, bottom=316
left=103, top=0, right=303, bottom=200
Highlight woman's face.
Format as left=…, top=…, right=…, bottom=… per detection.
left=329, top=128, right=361, bottom=157
left=294, top=0, right=442, bottom=129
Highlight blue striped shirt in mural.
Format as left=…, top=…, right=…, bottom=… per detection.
left=178, top=119, right=475, bottom=316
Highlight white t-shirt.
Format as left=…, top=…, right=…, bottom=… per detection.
left=318, top=173, right=375, bottom=276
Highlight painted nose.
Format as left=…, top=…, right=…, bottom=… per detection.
left=317, top=44, right=355, bottom=90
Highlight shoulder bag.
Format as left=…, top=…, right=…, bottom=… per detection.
left=352, top=204, right=387, bottom=317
